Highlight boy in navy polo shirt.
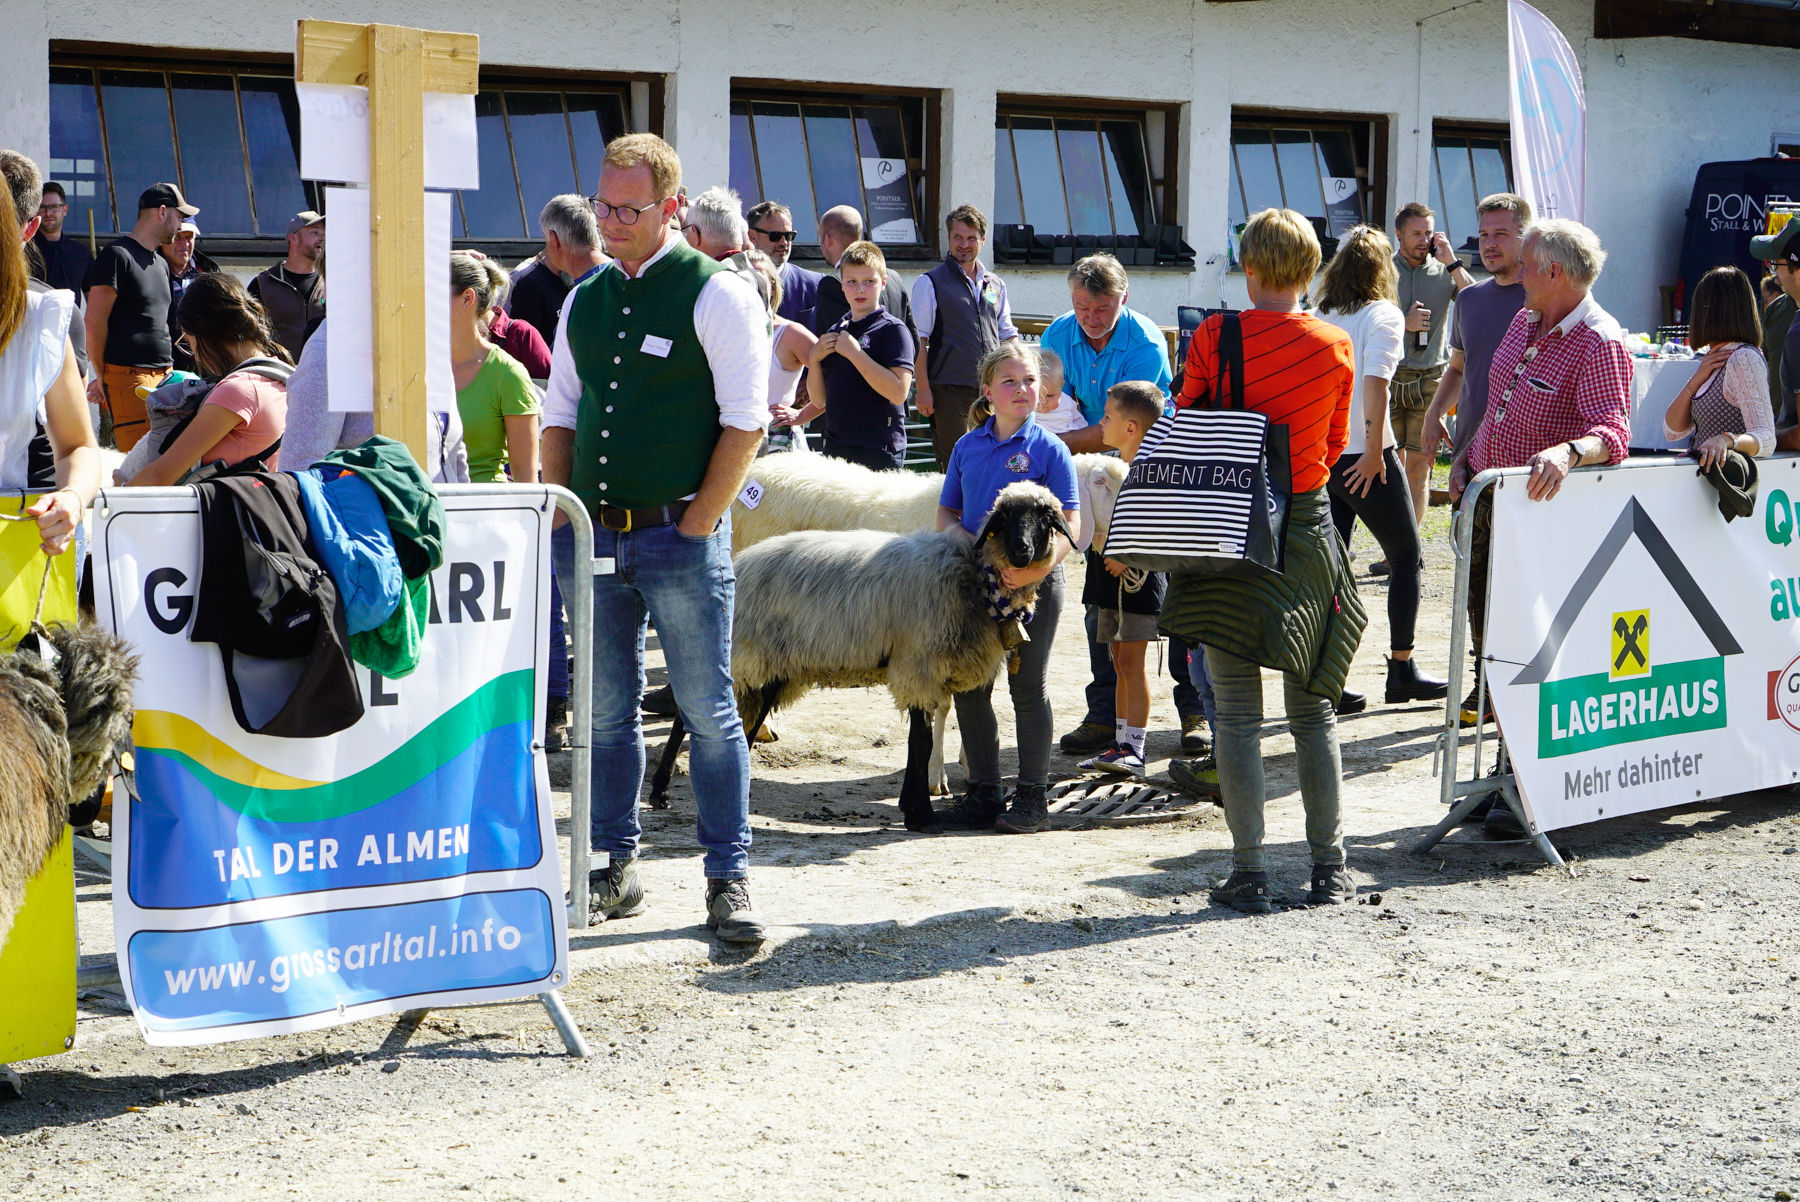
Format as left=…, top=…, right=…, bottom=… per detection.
left=795, top=240, right=915, bottom=470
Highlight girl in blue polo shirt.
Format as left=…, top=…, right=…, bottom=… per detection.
left=935, top=343, right=1080, bottom=834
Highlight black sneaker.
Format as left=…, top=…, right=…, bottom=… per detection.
left=1306, top=863, right=1354, bottom=905
left=545, top=696, right=569, bottom=753
left=1483, top=802, right=1527, bottom=838
left=995, top=782, right=1049, bottom=834
left=936, top=780, right=1006, bottom=830
left=641, top=684, right=678, bottom=717
left=589, top=856, right=647, bottom=921
left=1210, top=870, right=1274, bottom=914
left=705, top=877, right=766, bottom=944
left=1058, top=721, right=1114, bottom=755
left=1169, top=756, right=1222, bottom=802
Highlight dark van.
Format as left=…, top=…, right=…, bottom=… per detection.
left=1675, top=157, right=1800, bottom=321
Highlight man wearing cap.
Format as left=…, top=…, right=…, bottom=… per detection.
left=83, top=182, right=193, bottom=451
left=249, top=211, right=326, bottom=362
left=1752, top=220, right=1800, bottom=428
left=158, top=218, right=218, bottom=373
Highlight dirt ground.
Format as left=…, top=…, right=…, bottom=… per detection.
left=6, top=510, right=1800, bottom=1201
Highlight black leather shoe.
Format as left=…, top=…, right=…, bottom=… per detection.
left=1335, top=688, right=1367, bottom=716
left=1385, top=656, right=1449, bottom=703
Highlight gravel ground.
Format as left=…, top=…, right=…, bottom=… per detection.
left=5, top=513, right=1799, bottom=1201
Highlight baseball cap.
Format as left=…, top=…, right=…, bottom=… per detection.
left=1749, top=218, right=1800, bottom=265
left=179, top=219, right=200, bottom=236
left=286, top=211, right=325, bottom=237
left=138, top=182, right=199, bottom=216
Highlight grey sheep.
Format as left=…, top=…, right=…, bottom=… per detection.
left=651, top=482, right=1074, bottom=832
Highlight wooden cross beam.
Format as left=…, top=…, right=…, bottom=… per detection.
left=295, top=20, right=479, bottom=466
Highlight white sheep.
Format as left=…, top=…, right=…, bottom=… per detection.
left=651, top=482, right=1074, bottom=830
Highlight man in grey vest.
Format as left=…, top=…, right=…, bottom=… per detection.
left=911, top=204, right=1020, bottom=469
left=542, top=134, right=771, bottom=943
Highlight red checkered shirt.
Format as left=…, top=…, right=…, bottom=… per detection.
left=1465, top=293, right=1634, bottom=475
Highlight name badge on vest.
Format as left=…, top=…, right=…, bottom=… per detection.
left=641, top=334, right=673, bottom=358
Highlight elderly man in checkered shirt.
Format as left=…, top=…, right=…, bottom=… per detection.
left=1452, top=218, right=1633, bottom=733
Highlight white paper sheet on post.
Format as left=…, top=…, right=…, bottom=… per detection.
left=325, top=187, right=454, bottom=416
left=296, top=82, right=479, bottom=190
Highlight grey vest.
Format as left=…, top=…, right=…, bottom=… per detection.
left=924, top=258, right=1002, bottom=389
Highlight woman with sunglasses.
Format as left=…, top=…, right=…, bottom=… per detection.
left=127, top=272, right=290, bottom=485
left=0, top=161, right=100, bottom=555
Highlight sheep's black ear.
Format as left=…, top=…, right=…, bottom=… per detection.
left=1046, top=509, right=1076, bottom=546
left=971, top=500, right=1007, bottom=547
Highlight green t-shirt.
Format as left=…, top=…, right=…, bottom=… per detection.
left=456, top=346, right=540, bottom=483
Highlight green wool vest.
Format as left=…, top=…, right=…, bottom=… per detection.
left=567, top=238, right=728, bottom=513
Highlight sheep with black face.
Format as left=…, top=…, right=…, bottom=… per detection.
left=650, top=482, right=1074, bottom=831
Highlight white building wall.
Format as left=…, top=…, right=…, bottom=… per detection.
left=13, top=0, right=1800, bottom=332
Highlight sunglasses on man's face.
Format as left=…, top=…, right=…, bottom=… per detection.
left=753, top=228, right=798, bottom=243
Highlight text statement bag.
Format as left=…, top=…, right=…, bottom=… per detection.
left=1105, top=312, right=1292, bottom=576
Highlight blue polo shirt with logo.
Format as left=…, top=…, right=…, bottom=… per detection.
left=1039, top=305, right=1173, bottom=424
left=940, top=414, right=1079, bottom=536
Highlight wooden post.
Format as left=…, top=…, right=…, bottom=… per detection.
left=295, top=20, right=479, bottom=467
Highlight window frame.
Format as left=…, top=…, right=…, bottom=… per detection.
left=992, top=94, right=1177, bottom=248
left=1430, top=120, right=1516, bottom=253
left=729, top=79, right=940, bottom=261
left=48, top=43, right=658, bottom=259
left=1227, top=107, right=1389, bottom=254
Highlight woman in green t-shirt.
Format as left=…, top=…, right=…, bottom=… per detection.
left=450, top=253, right=539, bottom=484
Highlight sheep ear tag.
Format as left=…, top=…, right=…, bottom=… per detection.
left=13, top=626, right=60, bottom=674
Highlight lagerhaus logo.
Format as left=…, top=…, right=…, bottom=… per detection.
left=1511, top=499, right=1741, bottom=760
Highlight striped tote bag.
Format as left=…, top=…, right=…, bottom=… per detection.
left=1104, top=313, right=1292, bottom=577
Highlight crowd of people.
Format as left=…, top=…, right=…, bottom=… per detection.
left=5, top=127, right=1798, bottom=940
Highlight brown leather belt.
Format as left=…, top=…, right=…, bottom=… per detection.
left=597, top=499, right=689, bottom=533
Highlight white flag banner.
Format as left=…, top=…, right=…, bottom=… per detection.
left=1507, top=0, right=1586, bottom=222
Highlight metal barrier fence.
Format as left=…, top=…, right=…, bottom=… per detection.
left=69, top=483, right=599, bottom=1057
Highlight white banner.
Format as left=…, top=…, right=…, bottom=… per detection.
left=93, top=488, right=567, bottom=1045
left=1508, top=0, right=1586, bottom=222
left=295, top=82, right=479, bottom=190
left=1483, top=459, right=1800, bottom=834
left=323, top=186, right=456, bottom=416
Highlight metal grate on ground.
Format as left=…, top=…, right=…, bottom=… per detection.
left=1045, top=777, right=1207, bottom=828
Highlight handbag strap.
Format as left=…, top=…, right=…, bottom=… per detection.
left=1209, top=312, right=1246, bottom=412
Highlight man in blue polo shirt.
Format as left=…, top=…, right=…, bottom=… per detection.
left=1037, top=254, right=1208, bottom=759
left=1037, top=254, right=1171, bottom=455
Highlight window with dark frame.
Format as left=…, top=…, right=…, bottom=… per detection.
left=1228, top=112, right=1383, bottom=250
left=729, top=86, right=931, bottom=255
left=48, top=58, right=634, bottom=248
left=1431, top=123, right=1514, bottom=250
left=992, top=107, right=1161, bottom=241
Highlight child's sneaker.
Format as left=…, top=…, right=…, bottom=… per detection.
left=1081, top=743, right=1145, bottom=778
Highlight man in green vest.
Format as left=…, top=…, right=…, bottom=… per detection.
left=543, top=134, right=771, bottom=944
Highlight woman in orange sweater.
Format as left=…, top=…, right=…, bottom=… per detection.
left=1164, top=208, right=1365, bottom=913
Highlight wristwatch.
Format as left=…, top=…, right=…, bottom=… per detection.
left=1565, top=440, right=1583, bottom=466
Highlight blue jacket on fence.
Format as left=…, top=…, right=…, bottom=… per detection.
left=292, top=466, right=404, bottom=636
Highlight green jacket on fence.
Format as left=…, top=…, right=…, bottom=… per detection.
left=1157, top=488, right=1367, bottom=702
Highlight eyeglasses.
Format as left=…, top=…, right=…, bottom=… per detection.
left=589, top=195, right=667, bottom=225
left=38, top=203, right=66, bottom=213
left=752, top=228, right=798, bottom=243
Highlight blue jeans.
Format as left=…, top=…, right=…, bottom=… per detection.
left=1081, top=607, right=1212, bottom=726
left=552, top=516, right=752, bottom=879
left=547, top=570, right=569, bottom=702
